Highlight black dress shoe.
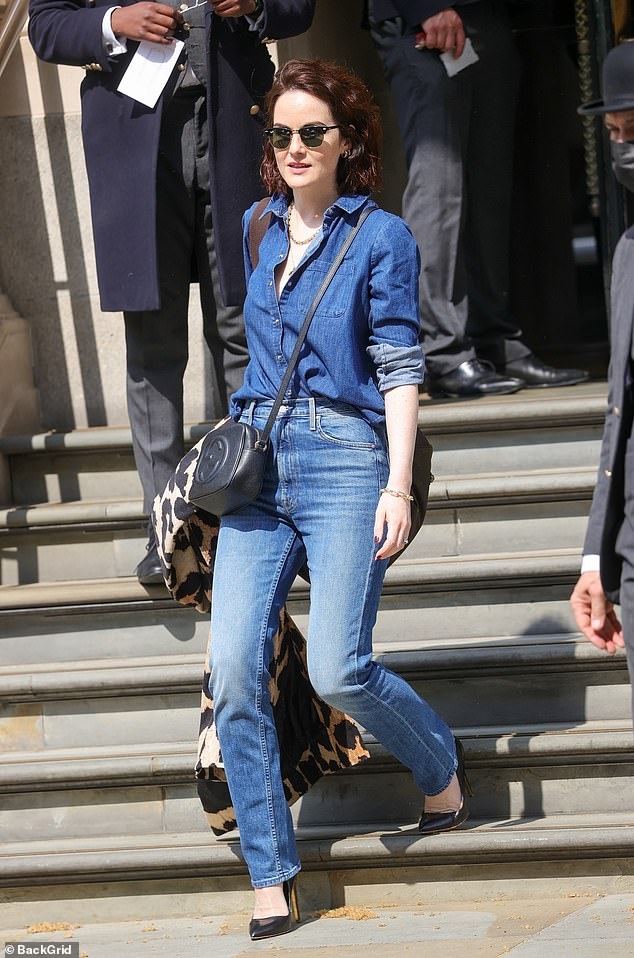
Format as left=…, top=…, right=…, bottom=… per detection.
left=135, top=539, right=164, bottom=585
left=501, top=354, right=589, bottom=389
left=419, top=738, right=473, bottom=836
left=425, top=360, right=523, bottom=399
left=249, top=878, right=300, bottom=941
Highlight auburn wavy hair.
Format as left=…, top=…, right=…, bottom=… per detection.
left=260, top=58, right=383, bottom=197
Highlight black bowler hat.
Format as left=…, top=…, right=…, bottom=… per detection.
left=579, top=41, right=634, bottom=115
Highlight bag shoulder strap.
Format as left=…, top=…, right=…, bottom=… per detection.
left=248, top=197, right=272, bottom=271
left=257, top=204, right=378, bottom=449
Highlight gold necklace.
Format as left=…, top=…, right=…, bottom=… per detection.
left=287, top=202, right=322, bottom=246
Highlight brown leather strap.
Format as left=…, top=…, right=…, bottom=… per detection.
left=248, top=197, right=272, bottom=270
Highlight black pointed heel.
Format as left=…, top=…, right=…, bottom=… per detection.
left=248, top=877, right=299, bottom=941
left=418, top=737, right=472, bottom=835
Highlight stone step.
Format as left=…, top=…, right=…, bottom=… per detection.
left=0, top=549, right=584, bottom=666
left=2, top=633, right=621, bottom=701
left=0, top=466, right=596, bottom=585
left=1, top=720, right=631, bottom=792
left=0, top=813, right=631, bottom=895
left=1, top=638, right=629, bottom=755
left=0, top=384, right=606, bottom=505
left=0, top=724, right=631, bottom=840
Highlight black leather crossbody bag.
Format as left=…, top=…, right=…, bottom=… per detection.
left=189, top=205, right=378, bottom=517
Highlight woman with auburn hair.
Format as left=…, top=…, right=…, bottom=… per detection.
left=209, top=58, right=468, bottom=940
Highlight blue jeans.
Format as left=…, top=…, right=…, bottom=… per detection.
left=209, top=398, right=456, bottom=888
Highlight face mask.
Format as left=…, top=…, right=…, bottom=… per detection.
left=611, top=139, right=634, bottom=193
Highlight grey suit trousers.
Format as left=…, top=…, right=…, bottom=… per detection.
left=370, top=0, right=531, bottom=376
left=124, top=90, right=248, bottom=514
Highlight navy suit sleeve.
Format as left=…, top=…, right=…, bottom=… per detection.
left=372, top=0, right=467, bottom=28
left=259, top=0, right=315, bottom=40
left=28, top=0, right=114, bottom=70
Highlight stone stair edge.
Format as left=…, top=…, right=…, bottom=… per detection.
left=0, top=549, right=583, bottom=612
left=0, top=385, right=608, bottom=457
left=0, top=722, right=631, bottom=794
left=0, top=636, right=624, bottom=703
left=0, top=814, right=631, bottom=886
left=0, top=467, right=598, bottom=530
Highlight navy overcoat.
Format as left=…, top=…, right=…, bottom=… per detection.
left=28, top=0, right=315, bottom=310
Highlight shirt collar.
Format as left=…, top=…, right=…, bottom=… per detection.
left=329, top=194, right=373, bottom=215
left=262, top=192, right=374, bottom=220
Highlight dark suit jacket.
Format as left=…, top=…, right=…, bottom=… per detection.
left=369, top=0, right=473, bottom=28
left=28, top=0, right=315, bottom=311
left=584, top=226, right=634, bottom=604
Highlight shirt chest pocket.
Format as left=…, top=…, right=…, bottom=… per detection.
left=297, top=261, right=354, bottom=318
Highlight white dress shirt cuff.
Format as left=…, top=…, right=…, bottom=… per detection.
left=102, top=7, right=128, bottom=56
left=581, top=554, right=601, bottom=574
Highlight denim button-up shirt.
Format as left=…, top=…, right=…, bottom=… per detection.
left=230, top=192, right=424, bottom=426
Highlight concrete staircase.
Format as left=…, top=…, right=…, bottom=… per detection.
left=1, top=381, right=633, bottom=927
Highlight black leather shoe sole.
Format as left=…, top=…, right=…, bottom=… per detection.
left=427, top=379, right=522, bottom=399
left=506, top=370, right=590, bottom=389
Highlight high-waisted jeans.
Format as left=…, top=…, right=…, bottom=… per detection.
left=209, top=398, right=456, bottom=887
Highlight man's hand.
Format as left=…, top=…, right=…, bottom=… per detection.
left=570, top=571, right=625, bottom=655
left=420, top=9, right=465, bottom=58
left=111, top=2, right=183, bottom=44
left=208, top=0, right=258, bottom=17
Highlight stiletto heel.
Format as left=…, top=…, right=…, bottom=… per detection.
left=248, top=877, right=299, bottom=940
left=455, top=737, right=474, bottom=798
left=288, top=877, right=301, bottom=923
left=418, top=737, right=471, bottom=835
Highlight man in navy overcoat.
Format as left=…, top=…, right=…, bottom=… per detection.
left=28, top=0, right=315, bottom=580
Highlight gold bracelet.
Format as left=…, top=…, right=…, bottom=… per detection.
left=380, top=487, right=414, bottom=502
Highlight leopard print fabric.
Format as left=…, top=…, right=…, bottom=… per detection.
left=152, top=427, right=370, bottom=835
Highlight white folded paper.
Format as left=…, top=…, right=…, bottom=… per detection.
left=440, top=37, right=479, bottom=77
left=118, top=39, right=185, bottom=109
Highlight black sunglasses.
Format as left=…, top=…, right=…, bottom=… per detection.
left=264, top=124, right=341, bottom=149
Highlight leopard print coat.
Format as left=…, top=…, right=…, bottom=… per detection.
left=152, top=425, right=431, bottom=835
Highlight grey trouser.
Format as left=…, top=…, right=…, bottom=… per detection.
left=370, top=0, right=531, bottom=376
left=124, top=90, right=248, bottom=513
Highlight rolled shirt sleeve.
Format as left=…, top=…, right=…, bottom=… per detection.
left=367, top=342, right=424, bottom=391
left=367, top=216, right=424, bottom=391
